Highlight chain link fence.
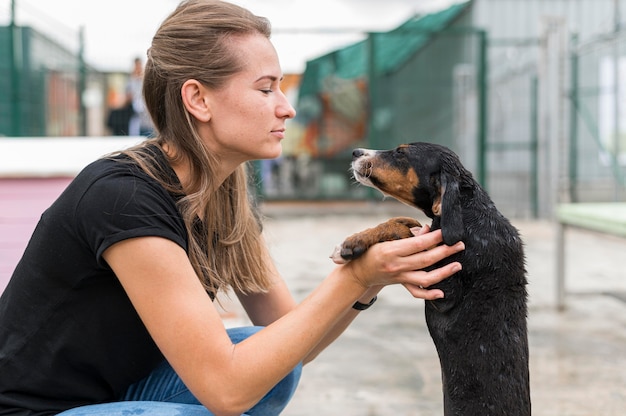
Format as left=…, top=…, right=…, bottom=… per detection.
left=4, top=1, right=625, bottom=217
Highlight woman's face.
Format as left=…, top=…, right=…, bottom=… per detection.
left=200, top=33, right=296, bottom=165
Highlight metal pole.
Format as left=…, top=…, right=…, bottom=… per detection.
left=531, top=75, right=539, bottom=217
left=78, top=26, right=87, bottom=136
left=569, top=34, right=579, bottom=203
left=9, top=0, right=22, bottom=136
left=366, top=32, right=379, bottom=200
left=367, top=32, right=378, bottom=149
left=477, top=30, right=488, bottom=189
left=613, top=14, right=621, bottom=201
left=614, top=0, right=622, bottom=200
left=556, top=221, right=566, bottom=310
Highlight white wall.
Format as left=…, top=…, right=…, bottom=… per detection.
left=0, top=137, right=144, bottom=177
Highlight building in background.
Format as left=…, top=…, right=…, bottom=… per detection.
left=3, top=0, right=626, bottom=216
left=291, top=0, right=626, bottom=217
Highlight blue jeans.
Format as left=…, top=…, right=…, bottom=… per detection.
left=57, top=327, right=302, bottom=416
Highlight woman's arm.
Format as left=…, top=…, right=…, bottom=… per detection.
left=103, top=229, right=462, bottom=416
left=238, top=225, right=453, bottom=364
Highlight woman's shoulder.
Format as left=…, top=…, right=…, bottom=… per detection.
left=59, top=147, right=175, bottom=213
left=66, top=149, right=187, bottom=244
left=76, top=145, right=168, bottom=190
left=82, top=152, right=143, bottom=178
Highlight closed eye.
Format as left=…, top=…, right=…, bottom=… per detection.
left=256, top=74, right=282, bottom=95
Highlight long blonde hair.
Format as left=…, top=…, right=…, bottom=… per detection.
left=122, top=0, right=274, bottom=297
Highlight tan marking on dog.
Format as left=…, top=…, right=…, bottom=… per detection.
left=432, top=194, right=442, bottom=216
left=375, top=165, right=420, bottom=206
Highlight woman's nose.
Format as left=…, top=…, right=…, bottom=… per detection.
left=277, top=90, right=296, bottom=119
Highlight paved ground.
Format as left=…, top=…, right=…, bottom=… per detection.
left=2, top=180, right=625, bottom=415
left=253, top=202, right=626, bottom=416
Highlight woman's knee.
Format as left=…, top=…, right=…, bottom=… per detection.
left=118, top=326, right=301, bottom=414
left=227, top=326, right=302, bottom=415
left=247, top=361, right=302, bottom=415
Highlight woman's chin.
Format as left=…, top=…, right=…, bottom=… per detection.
left=263, top=146, right=283, bottom=160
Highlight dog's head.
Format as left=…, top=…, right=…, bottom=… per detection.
left=351, top=142, right=473, bottom=245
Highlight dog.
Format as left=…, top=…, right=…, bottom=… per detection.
left=331, top=142, right=530, bottom=416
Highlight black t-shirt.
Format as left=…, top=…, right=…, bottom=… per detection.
left=0, top=146, right=189, bottom=415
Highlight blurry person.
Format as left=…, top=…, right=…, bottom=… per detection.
left=127, top=57, right=154, bottom=136
left=106, top=96, right=135, bottom=135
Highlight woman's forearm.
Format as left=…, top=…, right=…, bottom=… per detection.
left=302, top=285, right=382, bottom=364
left=226, top=265, right=369, bottom=411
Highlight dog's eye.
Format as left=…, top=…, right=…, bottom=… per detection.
left=394, top=147, right=407, bottom=157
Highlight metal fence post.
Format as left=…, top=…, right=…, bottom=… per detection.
left=556, top=221, right=567, bottom=310
left=531, top=75, right=540, bottom=217
left=569, top=34, right=579, bottom=202
left=477, top=29, right=488, bottom=189
left=367, top=32, right=378, bottom=150
left=9, top=0, right=22, bottom=136
left=78, top=26, right=87, bottom=137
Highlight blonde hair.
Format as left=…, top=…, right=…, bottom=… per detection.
left=122, top=0, right=274, bottom=297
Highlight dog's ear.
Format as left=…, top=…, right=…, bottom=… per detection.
left=439, top=172, right=464, bottom=245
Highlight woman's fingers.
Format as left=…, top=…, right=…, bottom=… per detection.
left=386, top=228, right=448, bottom=258
left=347, top=228, right=464, bottom=290
left=401, top=240, right=464, bottom=271
left=410, top=223, right=430, bottom=236
left=403, top=283, right=445, bottom=300
left=401, top=260, right=462, bottom=295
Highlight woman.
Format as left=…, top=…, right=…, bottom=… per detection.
left=0, top=1, right=464, bottom=415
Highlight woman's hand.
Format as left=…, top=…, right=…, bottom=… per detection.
left=342, top=224, right=464, bottom=300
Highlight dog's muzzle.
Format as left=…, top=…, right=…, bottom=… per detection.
left=351, top=148, right=379, bottom=185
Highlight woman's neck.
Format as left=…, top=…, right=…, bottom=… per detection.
left=160, top=142, right=235, bottom=195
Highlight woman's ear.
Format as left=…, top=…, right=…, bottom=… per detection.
left=181, top=79, right=211, bottom=122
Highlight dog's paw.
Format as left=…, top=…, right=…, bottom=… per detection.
left=330, top=217, right=422, bottom=264
left=330, top=236, right=371, bottom=264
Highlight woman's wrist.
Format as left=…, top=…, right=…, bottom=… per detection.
left=357, top=285, right=382, bottom=301
left=332, top=265, right=382, bottom=311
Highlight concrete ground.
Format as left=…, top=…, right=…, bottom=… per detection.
left=227, top=201, right=626, bottom=416
left=2, top=180, right=625, bottom=415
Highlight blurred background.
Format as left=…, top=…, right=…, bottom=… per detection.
left=2, top=2, right=626, bottom=414
left=1, top=0, right=625, bottom=216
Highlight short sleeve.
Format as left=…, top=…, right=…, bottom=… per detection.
left=75, top=166, right=188, bottom=266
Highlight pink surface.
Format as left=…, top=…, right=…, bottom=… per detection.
left=0, top=177, right=73, bottom=293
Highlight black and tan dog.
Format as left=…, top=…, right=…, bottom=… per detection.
left=331, top=142, right=530, bottom=416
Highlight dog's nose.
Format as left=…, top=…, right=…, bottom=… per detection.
left=352, top=148, right=365, bottom=159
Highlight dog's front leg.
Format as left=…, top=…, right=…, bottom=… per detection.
left=330, top=217, right=422, bottom=264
